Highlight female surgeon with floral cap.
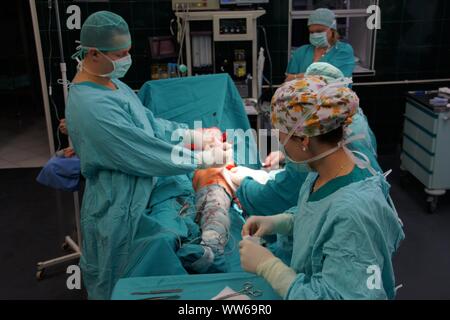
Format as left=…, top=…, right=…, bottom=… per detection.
left=66, top=11, right=232, bottom=299
left=239, top=77, right=404, bottom=300
left=286, top=8, right=355, bottom=81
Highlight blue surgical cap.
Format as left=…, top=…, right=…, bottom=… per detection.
left=305, top=62, right=344, bottom=82
left=80, top=11, right=131, bottom=52
left=308, top=8, right=337, bottom=29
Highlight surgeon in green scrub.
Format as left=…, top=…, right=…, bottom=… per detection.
left=232, top=63, right=378, bottom=218
left=238, top=77, right=404, bottom=300
left=286, top=8, right=355, bottom=81
left=66, top=11, right=232, bottom=299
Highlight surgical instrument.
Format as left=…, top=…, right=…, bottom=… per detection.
left=132, top=289, right=183, bottom=295
left=139, top=295, right=181, bottom=300
left=215, top=282, right=263, bottom=300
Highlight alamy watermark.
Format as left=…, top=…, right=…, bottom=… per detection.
left=366, top=265, right=382, bottom=290
left=64, top=5, right=381, bottom=31
left=170, top=121, right=281, bottom=166
left=66, top=265, right=81, bottom=290
left=367, top=5, right=382, bottom=30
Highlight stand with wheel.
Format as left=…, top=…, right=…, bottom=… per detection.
left=31, top=0, right=82, bottom=279
left=400, top=92, right=450, bottom=214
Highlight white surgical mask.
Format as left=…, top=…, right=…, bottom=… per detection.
left=99, top=51, right=132, bottom=79
left=310, top=31, right=330, bottom=48
left=75, top=49, right=132, bottom=79
left=280, top=143, right=313, bottom=173
left=280, top=134, right=368, bottom=174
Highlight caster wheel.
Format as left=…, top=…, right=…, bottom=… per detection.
left=427, top=196, right=438, bottom=214
left=36, top=269, right=45, bottom=280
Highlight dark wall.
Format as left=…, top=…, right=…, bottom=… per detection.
left=35, top=0, right=450, bottom=153
left=355, top=0, right=450, bottom=153
left=0, top=1, right=42, bottom=128
left=375, top=0, right=450, bottom=82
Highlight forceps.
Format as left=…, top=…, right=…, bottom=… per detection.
left=139, top=295, right=181, bottom=300
left=215, top=282, right=263, bottom=300
left=131, top=288, right=183, bottom=295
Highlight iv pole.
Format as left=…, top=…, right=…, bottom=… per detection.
left=31, top=0, right=82, bottom=280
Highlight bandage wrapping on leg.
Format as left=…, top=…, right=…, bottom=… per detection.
left=196, top=184, right=231, bottom=253
left=190, top=246, right=215, bottom=273
left=271, top=213, right=295, bottom=235
left=177, top=184, right=232, bottom=274
left=256, top=257, right=297, bottom=298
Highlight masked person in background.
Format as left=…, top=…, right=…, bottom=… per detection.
left=285, top=8, right=355, bottom=81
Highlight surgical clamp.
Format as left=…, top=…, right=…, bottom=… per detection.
left=215, top=282, right=263, bottom=300
left=132, top=289, right=183, bottom=295
left=139, top=295, right=181, bottom=300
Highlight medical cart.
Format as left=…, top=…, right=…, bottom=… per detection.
left=400, top=92, right=450, bottom=213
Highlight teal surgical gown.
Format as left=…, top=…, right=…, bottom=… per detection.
left=286, top=41, right=355, bottom=77
left=66, top=79, right=198, bottom=299
left=286, top=170, right=405, bottom=299
left=236, top=107, right=378, bottom=216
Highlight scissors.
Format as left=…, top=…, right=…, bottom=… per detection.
left=215, top=282, right=263, bottom=300
left=139, top=295, right=181, bottom=300
left=131, top=289, right=183, bottom=295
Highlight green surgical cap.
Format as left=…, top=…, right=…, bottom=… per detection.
left=305, top=62, right=344, bottom=82
left=80, top=11, right=131, bottom=52
left=308, top=8, right=336, bottom=29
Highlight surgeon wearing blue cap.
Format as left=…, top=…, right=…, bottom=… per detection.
left=66, top=11, right=233, bottom=299
left=286, top=8, right=355, bottom=81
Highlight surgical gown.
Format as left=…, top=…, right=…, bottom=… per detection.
left=65, top=79, right=198, bottom=299
left=236, top=108, right=378, bottom=215
left=286, top=41, right=355, bottom=77
left=286, top=172, right=405, bottom=299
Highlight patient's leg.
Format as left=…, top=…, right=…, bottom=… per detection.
left=177, top=172, right=234, bottom=274
left=195, top=184, right=232, bottom=254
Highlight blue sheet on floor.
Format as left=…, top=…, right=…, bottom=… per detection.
left=119, top=74, right=262, bottom=295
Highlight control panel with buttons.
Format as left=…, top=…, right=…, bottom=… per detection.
left=219, top=18, right=247, bottom=35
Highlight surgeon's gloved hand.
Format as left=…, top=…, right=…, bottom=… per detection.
left=242, top=213, right=294, bottom=238
left=256, top=257, right=297, bottom=298
left=183, top=127, right=225, bottom=151
left=239, top=239, right=275, bottom=274
left=263, top=151, right=285, bottom=170
left=196, top=142, right=234, bottom=169
left=228, top=166, right=270, bottom=187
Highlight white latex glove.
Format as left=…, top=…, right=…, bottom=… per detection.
left=256, top=258, right=297, bottom=298
left=183, top=127, right=223, bottom=150
left=239, top=239, right=275, bottom=274
left=263, top=151, right=285, bottom=170
left=242, top=214, right=294, bottom=238
left=196, top=142, right=233, bottom=168
left=229, top=166, right=270, bottom=185
left=202, top=127, right=224, bottom=145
